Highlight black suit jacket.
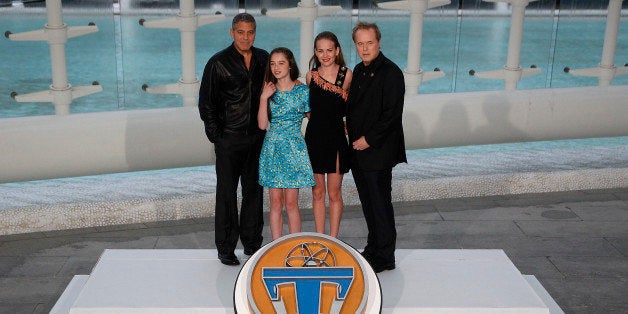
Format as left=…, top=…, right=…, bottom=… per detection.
left=347, top=53, right=407, bottom=171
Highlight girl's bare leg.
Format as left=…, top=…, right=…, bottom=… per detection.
left=312, top=173, right=327, bottom=234
left=269, top=188, right=284, bottom=240
left=327, top=172, right=344, bottom=237
left=284, top=188, right=302, bottom=234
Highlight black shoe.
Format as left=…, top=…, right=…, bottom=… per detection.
left=372, top=262, right=395, bottom=273
left=218, top=253, right=240, bottom=266
left=244, top=247, right=259, bottom=256
left=360, top=250, right=374, bottom=262
left=361, top=251, right=395, bottom=273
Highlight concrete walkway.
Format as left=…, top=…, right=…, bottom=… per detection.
left=0, top=188, right=626, bottom=313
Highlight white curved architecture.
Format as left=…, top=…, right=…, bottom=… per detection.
left=1, top=85, right=626, bottom=183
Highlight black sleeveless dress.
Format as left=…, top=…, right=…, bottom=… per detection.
left=305, top=66, right=350, bottom=174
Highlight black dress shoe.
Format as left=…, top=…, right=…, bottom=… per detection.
left=372, top=262, right=395, bottom=273
left=360, top=250, right=374, bottom=262
left=244, top=247, right=259, bottom=256
left=361, top=251, right=395, bottom=273
left=218, top=253, right=240, bottom=266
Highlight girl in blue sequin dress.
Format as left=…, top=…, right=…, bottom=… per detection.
left=258, top=47, right=315, bottom=240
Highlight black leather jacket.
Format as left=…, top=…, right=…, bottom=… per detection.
left=198, top=44, right=269, bottom=143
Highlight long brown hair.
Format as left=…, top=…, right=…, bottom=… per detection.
left=309, top=31, right=346, bottom=70
left=264, top=47, right=300, bottom=83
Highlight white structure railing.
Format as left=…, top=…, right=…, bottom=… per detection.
left=378, top=0, right=449, bottom=95
left=5, top=0, right=102, bottom=115
left=264, top=0, right=342, bottom=80
left=566, top=0, right=628, bottom=86
left=471, top=0, right=542, bottom=90
left=139, top=0, right=225, bottom=107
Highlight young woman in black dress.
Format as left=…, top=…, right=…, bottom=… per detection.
left=304, top=31, right=353, bottom=238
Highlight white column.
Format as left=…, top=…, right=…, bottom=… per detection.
left=179, top=0, right=199, bottom=107
left=299, top=1, right=317, bottom=75
left=565, top=0, right=628, bottom=85
left=599, top=0, right=623, bottom=86
left=378, top=0, right=449, bottom=94
left=265, top=1, right=342, bottom=80
left=141, top=0, right=225, bottom=107
left=503, top=0, right=526, bottom=90
left=7, top=0, right=101, bottom=115
left=406, top=1, right=428, bottom=94
left=472, top=0, right=541, bottom=90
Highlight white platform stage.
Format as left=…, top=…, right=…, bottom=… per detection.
left=51, top=249, right=563, bottom=313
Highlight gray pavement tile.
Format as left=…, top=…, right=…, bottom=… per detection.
left=439, top=204, right=579, bottom=221
left=143, top=218, right=199, bottom=228
left=154, top=232, right=213, bottom=249
left=0, top=237, right=78, bottom=256
left=192, top=217, right=213, bottom=224
left=554, top=190, right=624, bottom=203
left=613, top=190, right=628, bottom=200
left=335, top=237, right=364, bottom=251
left=549, top=256, right=628, bottom=277
left=507, top=256, right=564, bottom=279
left=41, top=227, right=100, bottom=238
left=394, top=205, right=443, bottom=221
left=564, top=305, right=628, bottom=314
left=34, top=302, right=55, bottom=314
left=565, top=200, right=628, bottom=221
left=0, top=276, right=70, bottom=303
left=606, top=237, right=628, bottom=256
left=395, top=220, right=525, bottom=236
left=332, top=207, right=367, bottom=220
left=339, top=236, right=464, bottom=253
left=81, top=223, right=209, bottom=238
left=516, top=221, right=628, bottom=237
left=491, top=192, right=570, bottom=207
left=0, top=237, right=158, bottom=257
left=582, top=188, right=626, bottom=195
left=0, top=232, right=47, bottom=242
left=2, top=256, right=67, bottom=277
left=431, top=198, right=501, bottom=211
left=0, top=304, right=38, bottom=314
left=493, top=190, right=621, bottom=207
left=337, top=217, right=368, bottom=236
left=0, top=257, right=23, bottom=276
left=93, top=222, right=149, bottom=232
left=457, top=235, right=623, bottom=257
left=56, top=256, right=100, bottom=276
left=539, top=277, right=628, bottom=314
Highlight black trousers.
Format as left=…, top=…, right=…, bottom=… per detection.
left=213, top=132, right=264, bottom=255
left=352, top=166, right=396, bottom=265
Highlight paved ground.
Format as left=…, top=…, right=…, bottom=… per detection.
left=0, top=188, right=626, bottom=313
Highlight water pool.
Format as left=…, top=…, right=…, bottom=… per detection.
left=1, top=13, right=626, bottom=118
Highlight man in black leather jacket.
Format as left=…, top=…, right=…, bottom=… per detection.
left=198, top=13, right=269, bottom=266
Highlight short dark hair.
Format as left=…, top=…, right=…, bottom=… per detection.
left=352, top=22, right=381, bottom=42
left=265, top=47, right=300, bottom=83
left=232, top=13, right=256, bottom=30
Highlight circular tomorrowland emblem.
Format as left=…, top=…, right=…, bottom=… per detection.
left=234, top=232, right=381, bottom=313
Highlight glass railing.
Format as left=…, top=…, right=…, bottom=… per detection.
left=0, top=0, right=626, bottom=118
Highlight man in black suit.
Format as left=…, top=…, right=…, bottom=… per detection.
left=347, top=22, right=407, bottom=273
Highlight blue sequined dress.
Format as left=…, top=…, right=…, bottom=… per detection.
left=259, top=84, right=315, bottom=188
